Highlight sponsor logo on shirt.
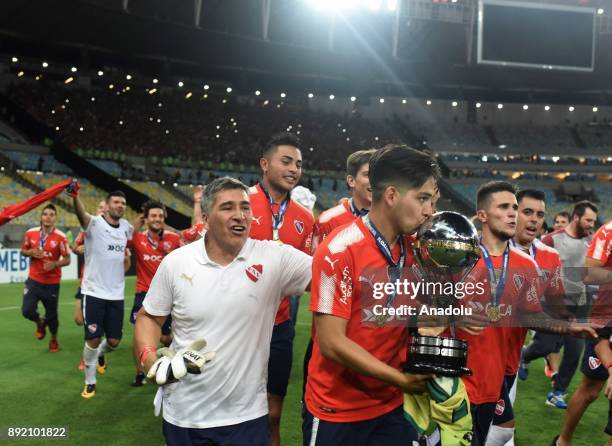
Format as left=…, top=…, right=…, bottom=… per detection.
left=589, top=356, right=602, bottom=370
left=246, top=264, right=263, bottom=282
left=50, top=240, right=57, bottom=248
left=294, top=220, right=304, bottom=234
left=252, top=216, right=262, bottom=225
left=324, top=255, right=339, bottom=271
left=143, top=254, right=163, bottom=262
left=339, top=266, right=352, bottom=305
left=107, top=244, right=125, bottom=252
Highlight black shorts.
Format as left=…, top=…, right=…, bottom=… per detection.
left=581, top=339, right=609, bottom=381
left=267, top=319, right=295, bottom=397
left=492, top=374, right=516, bottom=426
left=129, top=292, right=172, bottom=336
left=82, top=294, right=124, bottom=340
left=75, top=286, right=83, bottom=300
left=163, top=416, right=269, bottom=446
left=470, top=402, right=496, bottom=446
left=302, top=405, right=418, bottom=446
left=24, top=278, right=60, bottom=304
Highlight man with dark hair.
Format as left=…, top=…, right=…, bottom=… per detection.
left=531, top=200, right=599, bottom=408
left=553, top=212, right=571, bottom=232
left=303, top=145, right=439, bottom=446
left=21, top=203, right=71, bottom=352
left=553, top=220, right=612, bottom=446
left=248, top=132, right=315, bottom=446
left=127, top=200, right=182, bottom=386
left=135, top=177, right=312, bottom=446
left=70, top=187, right=134, bottom=398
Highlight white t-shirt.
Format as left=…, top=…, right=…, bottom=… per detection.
left=81, top=215, right=133, bottom=301
left=144, top=237, right=312, bottom=429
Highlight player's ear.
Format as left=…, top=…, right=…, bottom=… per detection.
left=259, top=157, right=269, bottom=174
left=476, top=209, right=487, bottom=223
left=346, top=175, right=355, bottom=189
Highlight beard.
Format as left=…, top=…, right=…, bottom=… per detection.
left=490, top=225, right=514, bottom=242
left=109, top=209, right=124, bottom=220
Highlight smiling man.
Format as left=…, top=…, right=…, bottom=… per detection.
left=248, top=133, right=314, bottom=446
left=135, top=177, right=312, bottom=446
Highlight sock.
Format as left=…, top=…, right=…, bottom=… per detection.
left=98, top=339, right=115, bottom=355
left=83, top=343, right=99, bottom=385
left=485, top=425, right=514, bottom=446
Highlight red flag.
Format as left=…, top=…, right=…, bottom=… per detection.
left=0, top=179, right=76, bottom=226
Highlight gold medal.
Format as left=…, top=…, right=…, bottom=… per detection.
left=486, top=305, right=501, bottom=322
left=272, top=228, right=280, bottom=242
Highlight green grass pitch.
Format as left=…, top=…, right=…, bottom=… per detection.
left=0, top=277, right=608, bottom=445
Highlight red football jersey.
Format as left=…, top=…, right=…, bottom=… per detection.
left=22, top=227, right=69, bottom=284
left=504, top=239, right=565, bottom=375
left=587, top=221, right=612, bottom=326
left=181, top=222, right=206, bottom=243
left=305, top=217, right=418, bottom=422
left=248, top=183, right=314, bottom=325
left=127, top=231, right=182, bottom=293
left=313, top=198, right=356, bottom=248
left=450, top=244, right=542, bottom=404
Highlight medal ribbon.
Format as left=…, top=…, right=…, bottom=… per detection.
left=363, top=215, right=406, bottom=311
left=349, top=198, right=369, bottom=217
left=479, top=241, right=509, bottom=307
left=39, top=227, right=50, bottom=249
left=146, top=230, right=163, bottom=251
left=259, top=182, right=290, bottom=240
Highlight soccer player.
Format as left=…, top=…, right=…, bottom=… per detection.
left=20, top=204, right=71, bottom=352
left=552, top=211, right=571, bottom=232
left=487, top=189, right=564, bottom=446
left=248, top=133, right=314, bottom=446
left=134, top=177, right=312, bottom=446
left=313, top=148, right=376, bottom=246
left=522, top=200, right=598, bottom=408
left=71, top=189, right=134, bottom=399
left=304, top=145, right=439, bottom=446
left=127, top=201, right=181, bottom=386
left=180, top=186, right=207, bottom=244
left=553, top=220, right=612, bottom=446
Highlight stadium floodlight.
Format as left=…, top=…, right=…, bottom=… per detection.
left=281, top=92, right=286, bottom=98
left=119, top=120, right=124, bottom=125
left=203, top=94, right=208, bottom=99
left=379, top=98, right=385, bottom=103
left=374, top=136, right=379, bottom=141
left=158, top=102, right=162, bottom=107
left=178, top=81, right=184, bottom=87
left=226, top=87, right=232, bottom=93
left=346, top=137, right=350, bottom=141
left=17, top=71, right=24, bottom=77
left=476, top=102, right=482, bottom=108
left=552, top=156, right=559, bottom=163
left=402, top=99, right=407, bottom=104
left=91, top=97, right=95, bottom=101
left=597, top=8, right=604, bottom=15
left=309, top=147, right=314, bottom=152
left=42, top=61, right=48, bottom=68
left=126, top=74, right=132, bottom=80
left=308, top=93, right=314, bottom=98
left=593, top=106, right=598, bottom=112
left=97, top=70, right=104, bottom=76
left=35, top=75, right=42, bottom=81
left=165, top=130, right=170, bottom=135
left=79, top=127, right=84, bottom=132
left=11, top=57, right=18, bottom=63
left=482, top=155, right=488, bottom=162
left=568, top=106, right=575, bottom=112
left=264, top=100, right=269, bottom=105
left=498, top=144, right=506, bottom=149
left=497, top=103, right=503, bottom=109
left=350, top=96, right=356, bottom=102
left=451, top=101, right=458, bottom=107
left=148, top=88, right=157, bottom=95
left=255, top=90, right=261, bottom=96
left=55, top=126, right=60, bottom=131
left=426, top=100, right=432, bottom=105
left=329, top=94, right=335, bottom=100
left=185, top=92, right=192, bottom=99
left=222, top=99, right=227, bottom=103
left=544, top=105, right=550, bottom=111
left=522, top=105, right=529, bottom=110
left=204, top=84, right=210, bottom=90
left=64, top=77, right=73, bottom=84
left=152, top=78, right=159, bottom=84
left=70, top=66, right=77, bottom=73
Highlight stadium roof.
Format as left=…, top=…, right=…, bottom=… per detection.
left=2, top=0, right=612, bottom=104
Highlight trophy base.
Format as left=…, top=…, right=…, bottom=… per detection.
left=403, top=362, right=472, bottom=377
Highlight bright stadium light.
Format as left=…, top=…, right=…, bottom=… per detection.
left=386, top=0, right=397, bottom=11
left=226, top=87, right=232, bottom=93
left=476, top=102, right=482, bottom=108
left=178, top=81, right=184, bottom=87
left=426, top=100, right=432, bottom=105
left=593, top=106, right=598, bottom=112
left=11, top=57, right=18, bottom=63
left=544, top=105, right=550, bottom=111
left=402, top=99, right=407, bottom=104
left=497, top=103, right=503, bottom=109
left=70, top=66, right=77, bottom=73
left=350, top=96, right=356, bottom=102
left=451, top=101, right=458, bottom=107
left=185, top=92, right=193, bottom=99
left=522, top=105, right=529, bottom=110
left=42, top=61, right=48, bottom=68
left=97, top=70, right=104, bottom=76
left=329, top=94, right=335, bottom=100
left=17, top=71, right=24, bottom=77
left=379, top=98, right=384, bottom=103
left=281, top=92, right=286, bottom=98
left=152, top=78, right=159, bottom=84
left=64, top=77, right=74, bottom=84
left=568, top=106, right=575, bottom=112
left=255, top=90, right=261, bottom=96
left=203, top=84, right=210, bottom=90
left=126, top=74, right=132, bottom=80
left=597, top=8, right=604, bottom=15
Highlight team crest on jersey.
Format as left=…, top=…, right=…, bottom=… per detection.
left=246, top=264, right=263, bottom=282
left=495, top=399, right=505, bottom=416
left=87, top=324, right=97, bottom=334
left=294, top=220, right=304, bottom=234
left=589, top=356, right=602, bottom=370
left=163, top=241, right=172, bottom=250
left=512, top=274, right=524, bottom=291
left=50, top=240, right=57, bottom=248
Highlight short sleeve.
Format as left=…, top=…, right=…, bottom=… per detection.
left=309, top=244, right=354, bottom=320
left=278, top=244, right=312, bottom=299
left=143, top=257, right=173, bottom=317
left=541, top=233, right=554, bottom=248
left=59, top=236, right=69, bottom=257
left=587, top=225, right=611, bottom=265
left=84, top=215, right=98, bottom=237
left=21, top=233, right=31, bottom=250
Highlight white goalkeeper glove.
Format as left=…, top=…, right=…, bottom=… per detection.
left=146, top=339, right=216, bottom=385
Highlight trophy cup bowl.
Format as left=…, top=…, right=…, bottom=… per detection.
left=404, top=211, right=481, bottom=377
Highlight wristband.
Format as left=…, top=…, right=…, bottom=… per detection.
left=139, top=345, right=158, bottom=367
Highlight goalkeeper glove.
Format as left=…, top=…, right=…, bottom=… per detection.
left=146, top=339, right=216, bottom=385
